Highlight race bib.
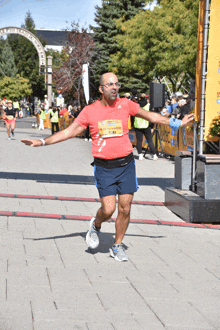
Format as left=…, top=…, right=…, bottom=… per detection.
left=7, top=116, right=13, bottom=120
left=98, top=119, right=123, bottom=138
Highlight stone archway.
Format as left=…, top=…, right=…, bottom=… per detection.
left=0, top=27, right=54, bottom=106
left=0, top=26, right=46, bottom=69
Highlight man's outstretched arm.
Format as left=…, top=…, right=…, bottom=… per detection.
left=136, top=108, right=194, bottom=127
left=21, top=121, right=85, bottom=147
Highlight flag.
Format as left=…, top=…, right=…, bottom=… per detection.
left=82, top=64, right=90, bottom=104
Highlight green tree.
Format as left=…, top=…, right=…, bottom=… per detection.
left=0, top=76, right=32, bottom=100
left=110, top=0, right=199, bottom=95
left=90, top=0, right=146, bottom=97
left=7, top=11, right=46, bottom=100
left=0, top=39, right=17, bottom=78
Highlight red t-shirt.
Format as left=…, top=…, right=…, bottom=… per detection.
left=76, top=98, right=139, bottom=159
left=59, top=108, right=68, bottom=116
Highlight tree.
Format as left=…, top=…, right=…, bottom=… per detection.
left=110, top=0, right=199, bottom=95
left=53, top=22, right=95, bottom=104
left=7, top=11, right=46, bottom=100
left=90, top=0, right=146, bottom=96
left=21, top=10, right=35, bottom=32
left=0, top=76, right=32, bottom=100
left=0, top=39, right=17, bottom=78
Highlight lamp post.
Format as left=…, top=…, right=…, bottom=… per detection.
left=47, top=56, right=53, bottom=107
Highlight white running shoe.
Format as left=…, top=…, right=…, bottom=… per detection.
left=86, top=217, right=100, bottom=249
left=153, top=154, right=158, bottom=161
left=110, top=244, right=128, bottom=262
left=138, top=154, right=144, bottom=161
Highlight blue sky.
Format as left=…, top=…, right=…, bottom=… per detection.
left=0, top=0, right=103, bottom=30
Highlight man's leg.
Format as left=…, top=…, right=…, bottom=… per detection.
left=109, top=193, right=133, bottom=261
left=94, top=195, right=116, bottom=228
left=86, top=195, right=116, bottom=249
left=144, top=127, right=157, bottom=155
left=115, top=193, right=133, bottom=244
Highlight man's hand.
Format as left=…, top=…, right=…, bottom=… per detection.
left=181, top=113, right=195, bottom=126
left=21, top=139, right=43, bottom=147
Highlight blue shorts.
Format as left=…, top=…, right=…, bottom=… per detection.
left=94, top=160, right=139, bottom=198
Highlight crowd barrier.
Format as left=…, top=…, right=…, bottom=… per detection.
left=40, top=114, right=84, bottom=137
left=38, top=115, right=194, bottom=156
left=129, top=124, right=194, bottom=157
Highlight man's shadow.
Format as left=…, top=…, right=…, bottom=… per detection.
left=25, top=231, right=165, bottom=255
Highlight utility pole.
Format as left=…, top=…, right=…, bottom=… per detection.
left=47, top=56, right=53, bottom=106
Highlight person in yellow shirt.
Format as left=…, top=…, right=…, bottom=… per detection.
left=48, top=106, right=60, bottom=134
left=39, top=105, right=46, bottom=130
left=134, top=95, right=158, bottom=161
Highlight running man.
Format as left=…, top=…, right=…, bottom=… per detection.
left=3, top=100, right=18, bottom=140
left=21, top=72, right=194, bottom=262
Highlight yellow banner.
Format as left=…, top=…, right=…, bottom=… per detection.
left=195, top=0, right=206, bottom=121
left=205, top=0, right=220, bottom=141
left=129, top=124, right=194, bottom=157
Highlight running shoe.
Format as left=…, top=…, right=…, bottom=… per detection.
left=153, top=154, right=158, bottom=161
left=138, top=154, right=144, bottom=161
left=11, top=132, right=15, bottom=137
left=86, top=217, right=100, bottom=249
left=110, top=244, right=128, bottom=262
left=8, top=136, right=11, bottom=140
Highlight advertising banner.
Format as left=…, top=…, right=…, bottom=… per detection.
left=129, top=124, right=194, bottom=157
left=195, top=0, right=206, bottom=121
left=82, top=64, right=90, bottom=104
left=205, top=0, right=220, bottom=141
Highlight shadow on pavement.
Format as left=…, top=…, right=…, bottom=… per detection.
left=25, top=231, right=165, bottom=256
left=0, top=171, right=174, bottom=189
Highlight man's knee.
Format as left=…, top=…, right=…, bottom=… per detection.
left=101, top=204, right=116, bottom=218
left=118, top=203, right=131, bottom=217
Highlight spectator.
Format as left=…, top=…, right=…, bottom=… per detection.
left=20, top=100, right=27, bottom=117
left=134, top=95, right=158, bottom=161
left=59, top=105, right=68, bottom=117
left=171, top=96, right=184, bottom=118
left=39, top=105, right=46, bottom=130
left=13, top=99, right=20, bottom=118
left=44, top=95, right=49, bottom=113
left=166, top=93, right=181, bottom=115
left=48, top=106, right=60, bottom=134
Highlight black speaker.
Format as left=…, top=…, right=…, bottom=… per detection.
left=150, top=82, right=165, bottom=110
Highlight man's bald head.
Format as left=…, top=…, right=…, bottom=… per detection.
left=99, top=72, right=118, bottom=87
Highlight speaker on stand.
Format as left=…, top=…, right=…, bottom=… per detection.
left=144, top=82, right=165, bottom=157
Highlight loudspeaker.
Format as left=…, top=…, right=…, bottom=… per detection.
left=150, top=82, right=165, bottom=110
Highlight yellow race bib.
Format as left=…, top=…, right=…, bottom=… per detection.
left=98, top=119, right=123, bottom=138
left=7, top=116, right=13, bottom=120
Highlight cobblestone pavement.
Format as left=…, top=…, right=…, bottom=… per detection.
left=0, top=127, right=220, bottom=330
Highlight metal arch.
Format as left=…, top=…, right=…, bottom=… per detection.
left=0, top=26, right=46, bottom=68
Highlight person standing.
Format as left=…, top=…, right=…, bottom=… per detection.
left=44, top=95, right=49, bottom=113
left=39, top=105, right=46, bottom=130
left=13, top=99, right=20, bottom=118
left=3, top=100, right=17, bottom=139
left=49, top=106, right=60, bottom=134
left=21, top=72, right=194, bottom=262
left=134, top=94, right=158, bottom=160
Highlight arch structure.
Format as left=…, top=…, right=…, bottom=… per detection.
left=0, top=26, right=46, bottom=69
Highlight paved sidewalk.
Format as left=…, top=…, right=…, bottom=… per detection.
left=0, top=126, right=220, bottom=330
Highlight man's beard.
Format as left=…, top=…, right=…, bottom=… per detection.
left=106, top=90, right=117, bottom=100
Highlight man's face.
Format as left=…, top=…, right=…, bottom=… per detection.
left=100, top=74, right=119, bottom=101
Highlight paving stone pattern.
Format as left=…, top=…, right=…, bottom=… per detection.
left=0, top=124, right=220, bottom=329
